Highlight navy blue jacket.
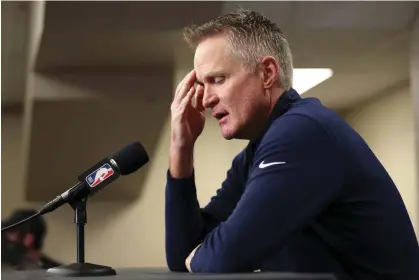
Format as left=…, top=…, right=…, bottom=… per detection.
left=165, top=89, right=419, bottom=279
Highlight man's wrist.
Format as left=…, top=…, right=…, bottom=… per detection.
left=169, top=145, right=194, bottom=179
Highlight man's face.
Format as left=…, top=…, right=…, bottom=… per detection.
left=194, top=34, right=269, bottom=140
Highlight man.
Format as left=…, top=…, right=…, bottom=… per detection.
left=2, top=209, right=62, bottom=270
left=165, top=9, right=419, bottom=279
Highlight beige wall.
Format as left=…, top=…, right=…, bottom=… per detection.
left=1, top=114, right=37, bottom=216
left=344, top=86, right=418, bottom=234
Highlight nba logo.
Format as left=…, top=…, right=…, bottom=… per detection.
left=86, top=163, right=115, bottom=188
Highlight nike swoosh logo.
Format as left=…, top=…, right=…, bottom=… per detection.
left=259, top=161, right=286, bottom=169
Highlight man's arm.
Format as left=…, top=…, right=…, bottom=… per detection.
left=165, top=150, right=247, bottom=272
left=189, top=115, right=345, bottom=273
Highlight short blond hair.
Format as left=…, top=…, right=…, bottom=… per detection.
left=183, top=9, right=293, bottom=90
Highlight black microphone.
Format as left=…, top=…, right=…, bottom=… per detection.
left=40, top=141, right=149, bottom=215
left=1, top=142, right=149, bottom=232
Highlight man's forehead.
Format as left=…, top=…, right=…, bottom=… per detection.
left=194, top=61, right=226, bottom=84
left=195, top=61, right=225, bottom=73
left=194, top=49, right=226, bottom=69
left=194, top=53, right=234, bottom=78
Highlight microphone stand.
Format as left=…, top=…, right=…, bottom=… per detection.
left=46, top=197, right=116, bottom=277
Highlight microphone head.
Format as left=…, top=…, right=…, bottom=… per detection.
left=112, top=142, right=149, bottom=175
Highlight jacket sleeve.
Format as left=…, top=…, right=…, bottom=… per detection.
left=165, top=150, right=247, bottom=272
left=189, top=115, right=344, bottom=273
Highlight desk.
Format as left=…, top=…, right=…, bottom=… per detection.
left=2, top=268, right=336, bottom=280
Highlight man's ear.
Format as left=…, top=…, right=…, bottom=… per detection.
left=260, top=56, right=279, bottom=89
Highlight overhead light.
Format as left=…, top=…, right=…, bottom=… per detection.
left=293, top=68, right=333, bottom=94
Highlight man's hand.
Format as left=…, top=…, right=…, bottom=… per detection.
left=171, top=69, right=205, bottom=149
left=185, top=244, right=201, bottom=272
left=169, top=70, right=205, bottom=178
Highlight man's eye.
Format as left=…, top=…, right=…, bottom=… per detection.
left=214, top=77, right=225, bottom=84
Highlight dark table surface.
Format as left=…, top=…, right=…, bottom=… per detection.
left=1, top=267, right=337, bottom=280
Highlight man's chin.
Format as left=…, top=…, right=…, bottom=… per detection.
left=221, top=125, right=245, bottom=140
left=220, top=127, right=236, bottom=140
left=221, top=132, right=235, bottom=140
left=221, top=125, right=251, bottom=140
left=222, top=135, right=235, bottom=140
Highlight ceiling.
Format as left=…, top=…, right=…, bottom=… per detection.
left=2, top=1, right=418, bottom=110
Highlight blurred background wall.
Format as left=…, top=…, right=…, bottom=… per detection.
left=2, top=1, right=419, bottom=268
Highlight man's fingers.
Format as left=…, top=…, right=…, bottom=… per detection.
left=195, top=85, right=205, bottom=112
left=175, top=69, right=194, bottom=93
left=174, top=72, right=189, bottom=96
left=177, top=70, right=196, bottom=99
left=177, top=86, right=195, bottom=112
left=174, top=70, right=196, bottom=102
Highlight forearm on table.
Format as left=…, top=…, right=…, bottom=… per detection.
left=165, top=148, right=205, bottom=271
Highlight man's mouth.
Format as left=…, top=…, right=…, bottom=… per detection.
left=214, top=112, right=229, bottom=122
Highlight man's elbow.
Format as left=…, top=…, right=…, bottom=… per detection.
left=190, top=254, right=251, bottom=273
left=166, top=257, right=188, bottom=272
left=167, top=263, right=188, bottom=272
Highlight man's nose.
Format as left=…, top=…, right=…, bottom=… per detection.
left=202, top=90, right=218, bottom=109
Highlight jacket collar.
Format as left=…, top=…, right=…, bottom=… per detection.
left=245, top=88, right=301, bottom=164
left=266, top=88, right=301, bottom=128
